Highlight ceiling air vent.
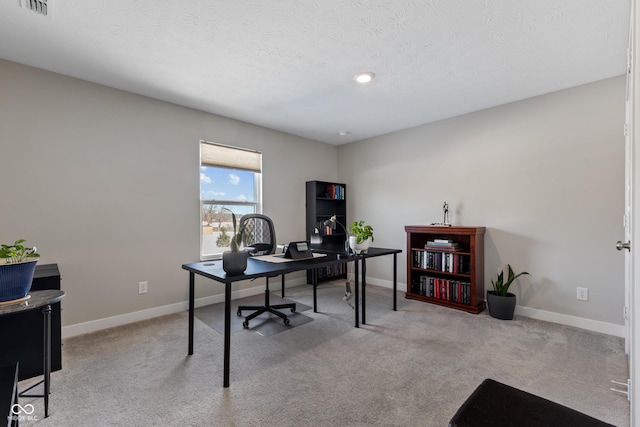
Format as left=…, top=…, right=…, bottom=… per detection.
left=25, top=0, right=49, bottom=16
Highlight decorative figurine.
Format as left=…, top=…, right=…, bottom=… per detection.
left=431, top=201, right=452, bottom=226
left=443, top=201, right=451, bottom=225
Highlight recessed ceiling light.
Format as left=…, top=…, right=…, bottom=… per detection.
left=354, top=72, right=375, bottom=84
left=338, top=131, right=350, bottom=136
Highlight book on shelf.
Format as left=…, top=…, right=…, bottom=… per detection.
left=426, top=240, right=460, bottom=247
left=325, top=184, right=345, bottom=200
left=317, top=221, right=344, bottom=236
left=414, top=275, right=471, bottom=305
left=317, top=263, right=346, bottom=279
left=425, top=239, right=463, bottom=252
left=425, top=244, right=462, bottom=252
left=412, top=249, right=470, bottom=274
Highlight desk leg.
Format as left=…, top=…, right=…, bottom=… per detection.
left=43, top=304, right=51, bottom=418
left=393, top=253, right=397, bottom=311
left=224, top=282, right=232, bottom=388
left=188, top=272, right=195, bottom=355
left=313, top=269, right=318, bottom=312
left=362, top=257, right=367, bottom=325
left=354, top=260, right=359, bottom=328
left=281, top=275, right=286, bottom=298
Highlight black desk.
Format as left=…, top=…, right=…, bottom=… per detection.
left=0, top=290, right=65, bottom=419
left=354, top=247, right=402, bottom=323
left=182, top=246, right=401, bottom=388
left=310, top=245, right=402, bottom=323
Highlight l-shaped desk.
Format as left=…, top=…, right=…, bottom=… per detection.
left=182, top=246, right=401, bottom=387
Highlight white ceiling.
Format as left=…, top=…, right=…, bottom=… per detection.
left=0, top=0, right=631, bottom=145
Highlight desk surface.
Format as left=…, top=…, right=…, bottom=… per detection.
left=0, top=290, right=65, bottom=316
left=183, top=251, right=352, bottom=283
left=182, top=247, right=401, bottom=283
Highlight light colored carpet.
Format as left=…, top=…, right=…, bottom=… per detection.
left=194, top=294, right=313, bottom=336
left=17, top=282, right=629, bottom=426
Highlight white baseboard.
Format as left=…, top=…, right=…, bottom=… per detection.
left=62, top=277, right=307, bottom=338
left=63, top=276, right=626, bottom=339
left=514, top=305, right=626, bottom=338
left=367, top=278, right=626, bottom=338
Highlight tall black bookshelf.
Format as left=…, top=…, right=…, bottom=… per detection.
left=305, top=180, right=347, bottom=283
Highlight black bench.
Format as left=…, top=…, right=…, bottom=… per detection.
left=449, top=378, right=614, bottom=427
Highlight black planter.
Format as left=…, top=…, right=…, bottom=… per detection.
left=486, top=291, right=516, bottom=320
left=222, top=251, right=248, bottom=275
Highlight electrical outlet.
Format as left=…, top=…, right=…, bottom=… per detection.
left=577, top=287, right=588, bottom=301
left=138, top=281, right=148, bottom=295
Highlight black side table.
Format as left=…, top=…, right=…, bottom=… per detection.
left=0, top=290, right=65, bottom=418
left=0, top=362, right=19, bottom=426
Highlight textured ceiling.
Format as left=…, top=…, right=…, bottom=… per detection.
left=0, top=0, right=631, bottom=145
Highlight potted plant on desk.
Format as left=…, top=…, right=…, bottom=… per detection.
left=348, top=220, right=374, bottom=254
left=0, top=239, right=40, bottom=303
left=487, top=264, right=530, bottom=320
left=221, top=208, right=248, bottom=275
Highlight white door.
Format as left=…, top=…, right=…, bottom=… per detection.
left=627, top=1, right=638, bottom=423
left=625, top=0, right=634, bottom=358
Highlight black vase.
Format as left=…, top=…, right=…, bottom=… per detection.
left=486, top=291, right=516, bottom=320
left=222, top=251, right=248, bottom=275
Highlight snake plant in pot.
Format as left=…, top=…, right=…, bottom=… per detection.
left=0, top=239, right=40, bottom=303
left=221, top=209, right=248, bottom=275
left=487, top=264, right=530, bottom=320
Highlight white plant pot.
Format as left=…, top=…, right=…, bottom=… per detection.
left=349, top=236, right=372, bottom=254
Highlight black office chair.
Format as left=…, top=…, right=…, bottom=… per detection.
left=236, top=214, right=296, bottom=328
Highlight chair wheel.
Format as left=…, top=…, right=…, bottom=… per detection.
left=290, top=308, right=295, bottom=313
left=242, top=321, right=249, bottom=329
left=284, top=318, right=290, bottom=326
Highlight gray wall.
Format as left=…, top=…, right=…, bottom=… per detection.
left=0, top=59, right=337, bottom=328
left=0, top=58, right=626, bottom=334
left=338, top=76, right=626, bottom=330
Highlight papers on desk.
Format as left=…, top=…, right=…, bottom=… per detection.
left=253, top=253, right=327, bottom=263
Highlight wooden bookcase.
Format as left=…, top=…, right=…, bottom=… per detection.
left=405, top=225, right=485, bottom=314
left=306, top=180, right=347, bottom=282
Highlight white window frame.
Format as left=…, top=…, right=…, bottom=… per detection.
left=200, top=141, right=262, bottom=260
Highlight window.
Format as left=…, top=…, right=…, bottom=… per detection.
left=200, top=141, right=262, bottom=259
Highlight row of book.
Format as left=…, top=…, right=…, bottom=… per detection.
left=315, top=222, right=345, bottom=236
left=317, top=263, right=346, bottom=279
left=325, top=184, right=345, bottom=200
left=412, top=249, right=470, bottom=274
left=424, top=238, right=464, bottom=252
left=413, top=275, right=472, bottom=305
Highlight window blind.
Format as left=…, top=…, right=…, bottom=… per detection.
left=200, top=141, right=261, bottom=173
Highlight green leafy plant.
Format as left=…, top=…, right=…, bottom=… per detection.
left=491, top=264, right=530, bottom=296
left=216, top=226, right=231, bottom=248
left=222, top=208, right=245, bottom=252
left=0, top=239, right=40, bottom=263
left=349, top=220, right=374, bottom=244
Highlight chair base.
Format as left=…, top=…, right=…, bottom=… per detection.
left=237, top=283, right=296, bottom=329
